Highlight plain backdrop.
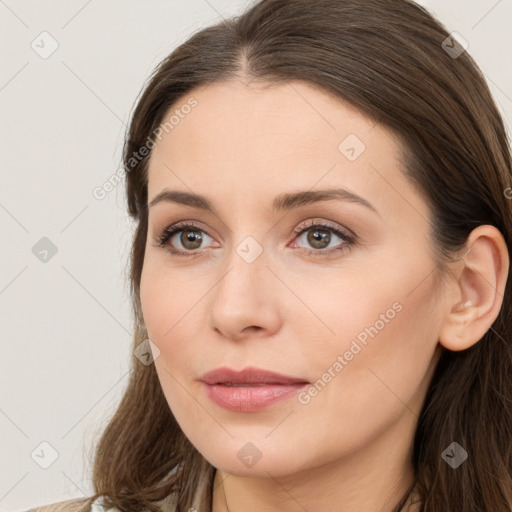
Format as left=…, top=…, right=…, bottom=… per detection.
left=0, top=0, right=511, bottom=510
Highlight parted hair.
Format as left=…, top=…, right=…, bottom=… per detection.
left=30, top=0, right=512, bottom=511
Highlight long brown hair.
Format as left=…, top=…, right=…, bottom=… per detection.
left=79, top=0, right=512, bottom=510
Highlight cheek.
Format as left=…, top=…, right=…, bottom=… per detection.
left=140, top=266, right=209, bottom=429
left=300, top=260, right=441, bottom=422
left=139, top=261, right=215, bottom=401
left=140, top=258, right=205, bottom=344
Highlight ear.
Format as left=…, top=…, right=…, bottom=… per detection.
left=439, top=225, right=509, bottom=352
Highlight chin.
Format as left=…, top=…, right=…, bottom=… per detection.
left=194, top=435, right=315, bottom=477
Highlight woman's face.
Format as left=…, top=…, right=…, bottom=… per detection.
left=140, top=79, right=447, bottom=477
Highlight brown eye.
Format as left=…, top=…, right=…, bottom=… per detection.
left=156, top=220, right=355, bottom=258
left=156, top=222, right=216, bottom=256
left=291, top=220, right=355, bottom=257
left=295, top=225, right=347, bottom=251
left=306, top=228, right=331, bottom=249
left=179, top=229, right=203, bottom=250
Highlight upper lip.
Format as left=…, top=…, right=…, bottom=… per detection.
left=200, top=366, right=310, bottom=385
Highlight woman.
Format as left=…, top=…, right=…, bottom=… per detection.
left=29, top=0, right=512, bottom=511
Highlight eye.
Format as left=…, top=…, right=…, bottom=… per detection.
left=153, top=219, right=356, bottom=258
left=155, top=221, right=217, bottom=257
left=290, top=219, right=355, bottom=257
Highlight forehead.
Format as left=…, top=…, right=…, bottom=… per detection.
left=150, top=78, right=381, bottom=163
left=146, top=79, right=426, bottom=223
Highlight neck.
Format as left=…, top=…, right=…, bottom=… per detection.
left=211, top=411, right=418, bottom=512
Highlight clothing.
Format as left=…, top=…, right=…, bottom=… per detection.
left=26, top=472, right=422, bottom=511
left=25, top=470, right=211, bottom=512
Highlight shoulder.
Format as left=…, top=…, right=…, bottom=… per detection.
left=25, top=498, right=95, bottom=512
left=406, top=490, right=423, bottom=512
left=25, top=495, right=179, bottom=512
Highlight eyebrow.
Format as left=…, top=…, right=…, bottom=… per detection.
left=148, top=188, right=379, bottom=216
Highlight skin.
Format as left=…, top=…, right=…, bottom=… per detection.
left=139, top=78, right=509, bottom=512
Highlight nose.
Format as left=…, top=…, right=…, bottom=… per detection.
left=208, top=245, right=282, bottom=342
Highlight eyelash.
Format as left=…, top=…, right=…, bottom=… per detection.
left=153, top=219, right=356, bottom=259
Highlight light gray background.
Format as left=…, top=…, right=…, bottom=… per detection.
left=1, top=1, right=511, bottom=510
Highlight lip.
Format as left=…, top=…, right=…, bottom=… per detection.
left=200, top=366, right=309, bottom=412
left=200, top=366, right=309, bottom=385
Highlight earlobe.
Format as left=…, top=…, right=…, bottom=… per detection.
left=438, top=225, right=509, bottom=352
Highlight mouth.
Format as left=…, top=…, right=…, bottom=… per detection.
left=200, top=366, right=309, bottom=385
left=214, top=382, right=287, bottom=387
left=199, top=366, right=310, bottom=412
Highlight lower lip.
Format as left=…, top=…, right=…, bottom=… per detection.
left=202, top=382, right=308, bottom=412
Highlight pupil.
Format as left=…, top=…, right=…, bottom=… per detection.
left=182, top=230, right=202, bottom=249
left=308, top=229, right=330, bottom=249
